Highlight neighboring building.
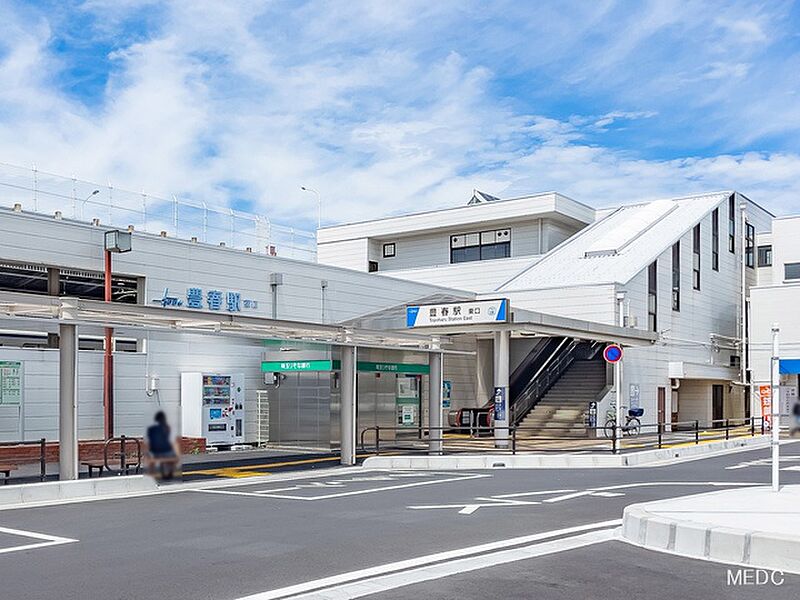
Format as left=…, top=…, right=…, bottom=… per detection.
left=317, top=191, right=595, bottom=292
left=321, top=190, right=774, bottom=430
left=750, top=215, right=800, bottom=419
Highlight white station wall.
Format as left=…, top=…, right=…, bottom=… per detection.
left=0, top=209, right=465, bottom=443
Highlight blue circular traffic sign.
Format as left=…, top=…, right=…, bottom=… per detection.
left=603, top=344, right=623, bottom=363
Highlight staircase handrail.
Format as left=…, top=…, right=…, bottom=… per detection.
left=511, top=339, right=581, bottom=425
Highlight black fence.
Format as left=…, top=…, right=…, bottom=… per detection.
left=359, top=417, right=767, bottom=456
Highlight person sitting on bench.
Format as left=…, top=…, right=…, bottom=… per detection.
left=146, top=411, right=180, bottom=480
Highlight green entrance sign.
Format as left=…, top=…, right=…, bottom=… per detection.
left=357, top=361, right=429, bottom=374
left=261, top=360, right=333, bottom=372
left=261, top=359, right=429, bottom=374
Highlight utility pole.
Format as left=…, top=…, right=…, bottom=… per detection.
left=771, top=324, right=781, bottom=492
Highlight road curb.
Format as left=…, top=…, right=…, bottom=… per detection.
left=620, top=497, right=800, bottom=574
left=0, top=475, right=159, bottom=509
left=362, top=435, right=770, bottom=469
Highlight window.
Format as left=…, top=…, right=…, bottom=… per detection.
left=450, top=228, right=511, bottom=264
left=648, top=261, right=658, bottom=332
left=711, top=208, right=719, bottom=271
left=0, top=262, right=139, bottom=303
left=728, top=194, right=736, bottom=253
left=692, top=223, right=701, bottom=290
left=671, top=242, right=680, bottom=311
left=786, top=262, right=800, bottom=281
left=382, top=243, right=396, bottom=258
left=758, top=245, right=772, bottom=267
left=368, top=261, right=379, bottom=272
left=745, top=223, right=755, bottom=268
left=0, top=262, right=48, bottom=294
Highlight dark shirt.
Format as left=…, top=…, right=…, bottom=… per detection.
left=147, top=423, right=174, bottom=456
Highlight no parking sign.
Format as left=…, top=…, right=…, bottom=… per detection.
left=603, top=344, right=623, bottom=363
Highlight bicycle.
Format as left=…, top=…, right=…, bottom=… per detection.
left=603, top=407, right=643, bottom=438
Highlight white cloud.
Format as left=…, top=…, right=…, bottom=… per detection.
left=0, top=0, right=799, bottom=232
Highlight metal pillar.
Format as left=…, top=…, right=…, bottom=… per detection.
left=614, top=292, right=625, bottom=453
left=59, top=323, right=79, bottom=480
left=428, top=344, right=443, bottom=455
left=771, top=324, right=780, bottom=492
left=493, top=330, right=510, bottom=448
left=103, top=249, right=114, bottom=439
left=340, top=345, right=357, bottom=466
left=475, top=339, right=493, bottom=405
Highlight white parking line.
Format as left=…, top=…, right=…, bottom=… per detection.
left=0, top=526, right=78, bottom=555
left=234, top=520, right=621, bottom=600
left=194, top=473, right=490, bottom=501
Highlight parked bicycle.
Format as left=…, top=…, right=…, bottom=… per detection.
left=603, top=406, right=644, bottom=437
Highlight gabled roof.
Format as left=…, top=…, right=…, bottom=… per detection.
left=498, top=191, right=733, bottom=291
left=467, top=190, right=501, bottom=205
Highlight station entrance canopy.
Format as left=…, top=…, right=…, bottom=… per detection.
left=0, top=290, right=463, bottom=477
left=0, top=291, right=462, bottom=353
left=349, top=297, right=658, bottom=347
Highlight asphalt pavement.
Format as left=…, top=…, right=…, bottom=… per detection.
left=0, top=443, right=797, bottom=600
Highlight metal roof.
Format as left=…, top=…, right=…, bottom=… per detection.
left=0, top=291, right=464, bottom=354
left=499, top=191, right=731, bottom=291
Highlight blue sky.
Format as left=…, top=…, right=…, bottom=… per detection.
left=1, top=0, right=800, bottom=229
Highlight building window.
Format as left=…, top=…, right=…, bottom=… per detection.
left=382, top=243, right=396, bottom=258
left=745, top=223, right=755, bottom=268
left=711, top=208, right=719, bottom=271
left=758, top=245, right=772, bottom=267
left=728, top=194, right=735, bottom=253
left=692, top=223, right=701, bottom=290
left=0, top=262, right=138, bottom=303
left=450, top=228, right=511, bottom=264
left=785, top=262, right=800, bottom=281
left=671, top=242, right=680, bottom=312
left=368, top=261, right=379, bottom=272
left=648, top=261, right=658, bottom=332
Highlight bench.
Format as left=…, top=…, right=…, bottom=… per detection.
left=81, top=454, right=141, bottom=477
left=0, top=463, right=18, bottom=484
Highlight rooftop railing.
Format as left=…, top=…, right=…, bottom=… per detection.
left=0, top=161, right=317, bottom=262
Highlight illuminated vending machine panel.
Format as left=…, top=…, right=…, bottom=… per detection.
left=201, top=373, right=245, bottom=446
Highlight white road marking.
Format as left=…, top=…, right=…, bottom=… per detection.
left=194, top=473, right=490, bottom=501
left=410, top=481, right=763, bottom=514
left=234, top=520, right=620, bottom=600
left=0, top=526, right=78, bottom=555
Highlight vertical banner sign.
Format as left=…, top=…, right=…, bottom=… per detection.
left=442, top=381, right=452, bottom=409
left=759, top=384, right=772, bottom=429
left=629, top=384, right=640, bottom=410
left=493, top=387, right=506, bottom=422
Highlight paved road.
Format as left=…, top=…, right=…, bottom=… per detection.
left=0, top=444, right=798, bottom=600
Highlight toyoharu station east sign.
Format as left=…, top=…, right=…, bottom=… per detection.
left=406, top=298, right=509, bottom=328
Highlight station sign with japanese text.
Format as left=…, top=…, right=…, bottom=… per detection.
left=153, top=287, right=259, bottom=313
left=406, top=298, right=508, bottom=328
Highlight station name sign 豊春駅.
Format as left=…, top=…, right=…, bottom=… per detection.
left=406, top=299, right=509, bottom=328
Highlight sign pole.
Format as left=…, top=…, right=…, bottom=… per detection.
left=614, top=292, right=625, bottom=453
left=771, top=324, right=780, bottom=492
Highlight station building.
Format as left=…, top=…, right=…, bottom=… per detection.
left=0, top=186, right=782, bottom=452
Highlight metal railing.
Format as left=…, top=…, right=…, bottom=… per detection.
left=0, top=161, right=317, bottom=261
left=359, top=416, right=768, bottom=456
left=103, top=435, right=142, bottom=475
left=0, top=438, right=47, bottom=482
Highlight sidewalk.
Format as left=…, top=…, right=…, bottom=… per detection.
left=621, top=485, right=800, bottom=574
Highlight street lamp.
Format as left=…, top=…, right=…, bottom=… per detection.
left=300, top=186, right=322, bottom=229
left=81, top=189, right=100, bottom=220
left=102, top=229, right=133, bottom=439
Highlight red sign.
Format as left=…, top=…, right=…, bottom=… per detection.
left=760, top=385, right=772, bottom=429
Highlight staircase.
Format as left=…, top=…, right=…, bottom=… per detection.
left=517, top=359, right=608, bottom=436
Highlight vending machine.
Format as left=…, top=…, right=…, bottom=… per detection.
left=181, top=372, right=245, bottom=446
